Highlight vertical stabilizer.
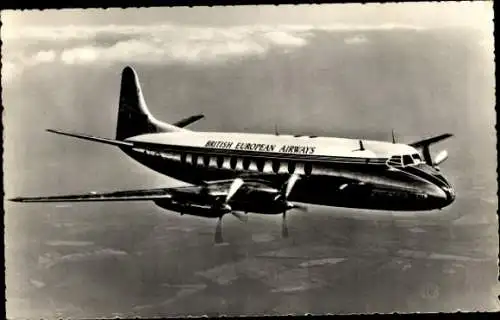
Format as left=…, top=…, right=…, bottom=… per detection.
left=116, top=66, right=184, bottom=140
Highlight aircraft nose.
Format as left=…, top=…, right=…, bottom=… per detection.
left=425, top=183, right=455, bottom=209
left=427, top=184, right=448, bottom=201
left=442, top=186, right=456, bottom=204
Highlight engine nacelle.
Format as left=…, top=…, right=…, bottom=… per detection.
left=154, top=199, right=222, bottom=218
left=154, top=191, right=303, bottom=218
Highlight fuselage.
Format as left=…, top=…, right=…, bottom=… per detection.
left=122, top=131, right=455, bottom=212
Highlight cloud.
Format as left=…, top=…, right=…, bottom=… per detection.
left=2, top=50, right=57, bottom=85
left=1, top=22, right=428, bottom=83
left=60, top=46, right=99, bottom=64
left=1, top=61, right=21, bottom=84
left=344, top=35, right=368, bottom=45
left=262, top=30, right=308, bottom=47
left=3, top=24, right=319, bottom=77
left=33, top=50, right=57, bottom=63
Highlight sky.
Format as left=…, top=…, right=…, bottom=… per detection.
left=1, top=1, right=495, bottom=205
left=1, top=2, right=494, bottom=27
left=1, top=2, right=494, bottom=84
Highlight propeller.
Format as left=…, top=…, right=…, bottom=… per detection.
left=213, top=178, right=244, bottom=212
left=279, top=203, right=308, bottom=239
left=231, top=211, right=248, bottom=222
left=226, top=178, right=244, bottom=203
left=273, top=174, right=302, bottom=238
left=274, top=174, right=301, bottom=201
left=288, top=203, right=308, bottom=212
left=215, top=217, right=224, bottom=244
left=212, top=178, right=246, bottom=244
left=282, top=211, right=289, bottom=238
left=433, top=150, right=448, bottom=166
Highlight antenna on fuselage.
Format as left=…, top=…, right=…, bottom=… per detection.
left=353, top=139, right=365, bottom=152
left=392, top=129, right=396, bottom=144
left=274, top=123, right=279, bottom=136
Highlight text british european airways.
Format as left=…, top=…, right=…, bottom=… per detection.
left=204, top=140, right=315, bottom=155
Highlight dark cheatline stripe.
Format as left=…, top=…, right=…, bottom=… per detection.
left=402, top=166, right=449, bottom=188
left=131, top=141, right=389, bottom=165
left=411, top=165, right=450, bottom=187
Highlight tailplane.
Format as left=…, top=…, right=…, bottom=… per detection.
left=116, top=66, right=186, bottom=140
left=409, top=133, right=453, bottom=166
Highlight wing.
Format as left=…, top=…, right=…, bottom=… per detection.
left=46, top=129, right=133, bottom=148
left=9, top=180, right=276, bottom=204
left=9, top=187, right=174, bottom=203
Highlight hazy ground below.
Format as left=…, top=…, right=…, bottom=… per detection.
left=5, top=202, right=499, bottom=318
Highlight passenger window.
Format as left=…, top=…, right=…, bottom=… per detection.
left=203, top=155, right=210, bottom=167
left=288, top=161, right=296, bottom=174
left=216, top=156, right=224, bottom=168
left=304, top=162, right=312, bottom=175
left=230, top=157, right=238, bottom=170
left=180, top=153, right=186, bottom=164
left=272, top=159, right=280, bottom=173
left=402, top=155, right=413, bottom=166
left=256, top=159, right=265, bottom=172
left=192, top=154, right=198, bottom=166
left=243, top=158, right=251, bottom=170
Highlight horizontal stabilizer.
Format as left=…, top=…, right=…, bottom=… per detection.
left=47, top=129, right=133, bottom=148
left=173, top=114, right=205, bottom=128
left=409, top=133, right=453, bottom=148
left=10, top=187, right=173, bottom=203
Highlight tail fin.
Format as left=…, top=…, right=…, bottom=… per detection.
left=409, top=133, right=453, bottom=149
left=409, top=133, right=453, bottom=166
left=116, top=66, right=185, bottom=140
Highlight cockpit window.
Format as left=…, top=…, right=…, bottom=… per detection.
left=387, top=154, right=420, bottom=167
left=387, top=155, right=402, bottom=167
left=402, top=155, right=413, bottom=166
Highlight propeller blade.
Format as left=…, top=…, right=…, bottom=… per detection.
left=231, top=211, right=248, bottom=222
left=282, top=211, right=289, bottom=238
left=274, top=174, right=301, bottom=201
left=214, top=217, right=224, bottom=244
left=290, top=204, right=308, bottom=212
left=225, top=178, right=244, bottom=203
left=285, top=174, right=301, bottom=198
left=433, top=150, right=449, bottom=166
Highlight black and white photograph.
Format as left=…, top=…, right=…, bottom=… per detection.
left=2, top=2, right=497, bottom=318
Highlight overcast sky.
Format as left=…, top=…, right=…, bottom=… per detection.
left=1, top=2, right=494, bottom=28
left=2, top=1, right=495, bottom=195
left=1, top=2, right=494, bottom=86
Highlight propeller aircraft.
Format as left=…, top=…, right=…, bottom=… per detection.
left=10, top=66, right=456, bottom=243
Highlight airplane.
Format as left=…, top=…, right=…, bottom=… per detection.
left=10, top=66, right=456, bottom=243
